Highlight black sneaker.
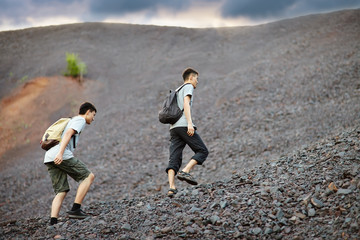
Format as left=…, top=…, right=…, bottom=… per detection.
left=67, top=209, right=88, bottom=219
left=177, top=171, right=198, bottom=185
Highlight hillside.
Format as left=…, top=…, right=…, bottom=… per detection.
left=0, top=9, right=359, bottom=239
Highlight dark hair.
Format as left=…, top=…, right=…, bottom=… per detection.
left=79, top=102, right=97, bottom=114
left=182, top=68, right=199, bottom=81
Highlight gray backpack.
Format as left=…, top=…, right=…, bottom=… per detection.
left=158, top=83, right=189, bottom=124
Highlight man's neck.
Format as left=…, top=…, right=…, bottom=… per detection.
left=183, top=80, right=193, bottom=88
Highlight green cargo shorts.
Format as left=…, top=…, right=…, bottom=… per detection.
left=45, top=157, right=91, bottom=194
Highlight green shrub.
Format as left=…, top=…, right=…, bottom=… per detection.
left=18, top=75, right=28, bottom=85
left=64, top=52, right=87, bottom=80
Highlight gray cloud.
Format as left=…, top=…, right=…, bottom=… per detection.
left=0, top=0, right=359, bottom=29
left=86, top=0, right=360, bottom=21
left=221, top=0, right=296, bottom=18
left=297, top=0, right=360, bottom=11
left=221, top=0, right=360, bottom=19
left=0, top=0, right=28, bottom=14
left=0, top=0, right=83, bottom=25
left=0, top=0, right=20, bottom=10
left=0, top=0, right=31, bottom=24
left=31, top=0, right=75, bottom=4
left=89, top=0, right=191, bottom=16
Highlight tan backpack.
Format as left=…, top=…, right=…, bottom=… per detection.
left=40, top=118, right=71, bottom=151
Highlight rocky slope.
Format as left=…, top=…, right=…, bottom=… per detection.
left=1, top=126, right=359, bottom=239
left=0, top=9, right=359, bottom=239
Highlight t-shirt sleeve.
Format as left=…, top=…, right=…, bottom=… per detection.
left=69, top=117, right=85, bottom=134
left=183, top=84, right=194, bottom=98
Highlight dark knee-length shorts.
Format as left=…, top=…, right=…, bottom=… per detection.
left=45, top=157, right=91, bottom=194
left=166, top=127, right=208, bottom=174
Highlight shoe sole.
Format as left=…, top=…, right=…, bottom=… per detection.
left=177, top=175, right=198, bottom=185
left=68, top=214, right=88, bottom=219
left=167, top=193, right=176, bottom=198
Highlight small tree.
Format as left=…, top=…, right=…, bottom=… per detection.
left=64, top=52, right=87, bottom=81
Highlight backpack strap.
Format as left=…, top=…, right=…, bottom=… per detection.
left=175, top=83, right=191, bottom=92
left=73, top=135, right=76, bottom=149
left=66, top=117, right=77, bottom=149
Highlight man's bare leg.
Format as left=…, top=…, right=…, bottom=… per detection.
left=167, top=169, right=179, bottom=197
left=181, top=159, right=198, bottom=173
left=51, top=192, right=67, bottom=219
left=74, top=173, right=95, bottom=204
left=168, top=169, right=176, bottom=190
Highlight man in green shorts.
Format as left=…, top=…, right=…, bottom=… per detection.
left=44, top=102, right=97, bottom=225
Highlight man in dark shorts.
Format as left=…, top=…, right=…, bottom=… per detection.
left=44, top=102, right=96, bottom=225
left=166, top=68, right=209, bottom=197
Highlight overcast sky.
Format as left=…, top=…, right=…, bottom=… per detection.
left=0, top=0, right=359, bottom=31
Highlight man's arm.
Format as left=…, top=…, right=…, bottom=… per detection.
left=54, top=128, right=76, bottom=165
left=183, top=95, right=194, bottom=136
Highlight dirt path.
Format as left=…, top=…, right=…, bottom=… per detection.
left=0, top=76, right=84, bottom=161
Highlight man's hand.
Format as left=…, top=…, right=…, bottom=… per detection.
left=187, top=123, right=195, bottom=136
left=53, top=128, right=76, bottom=165
left=54, top=153, right=63, bottom=165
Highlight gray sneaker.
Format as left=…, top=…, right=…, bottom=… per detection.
left=67, top=209, right=88, bottom=219
left=177, top=171, right=198, bottom=185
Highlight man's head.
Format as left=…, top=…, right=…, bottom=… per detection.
left=182, top=68, right=199, bottom=89
left=79, top=102, right=97, bottom=124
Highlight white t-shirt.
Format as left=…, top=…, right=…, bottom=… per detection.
left=44, top=116, right=86, bottom=163
left=170, top=83, right=195, bottom=130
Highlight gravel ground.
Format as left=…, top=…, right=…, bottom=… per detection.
left=1, top=126, right=359, bottom=239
